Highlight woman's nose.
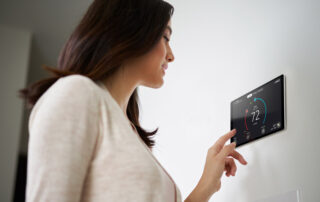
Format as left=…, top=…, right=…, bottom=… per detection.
left=166, top=48, right=175, bottom=63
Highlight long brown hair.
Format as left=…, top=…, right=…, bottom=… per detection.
left=18, top=0, right=174, bottom=150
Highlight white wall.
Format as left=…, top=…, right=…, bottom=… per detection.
left=0, top=24, right=31, bottom=202
left=139, top=0, right=320, bottom=202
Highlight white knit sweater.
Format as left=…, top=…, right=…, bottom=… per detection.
left=26, top=74, right=182, bottom=202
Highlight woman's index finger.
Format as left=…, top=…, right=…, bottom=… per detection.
left=219, top=129, right=236, bottom=143
left=212, top=129, right=237, bottom=153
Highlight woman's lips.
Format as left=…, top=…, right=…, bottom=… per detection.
left=162, top=64, right=168, bottom=70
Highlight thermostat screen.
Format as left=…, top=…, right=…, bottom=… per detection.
left=231, top=75, right=285, bottom=147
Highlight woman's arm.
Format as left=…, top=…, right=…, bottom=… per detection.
left=184, top=181, right=211, bottom=202
left=26, top=76, right=100, bottom=202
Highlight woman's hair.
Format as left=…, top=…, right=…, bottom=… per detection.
left=18, top=0, right=174, bottom=150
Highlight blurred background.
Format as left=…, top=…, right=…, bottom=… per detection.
left=1, top=0, right=320, bottom=201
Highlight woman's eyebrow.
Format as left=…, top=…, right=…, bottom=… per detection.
left=166, top=26, right=172, bottom=35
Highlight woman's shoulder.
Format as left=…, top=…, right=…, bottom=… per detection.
left=28, top=74, right=102, bottom=133
left=55, top=74, right=107, bottom=97
left=55, top=74, right=96, bottom=90
left=42, top=74, right=101, bottom=99
left=31, top=75, right=101, bottom=116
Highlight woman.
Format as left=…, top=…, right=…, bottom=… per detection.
left=19, top=0, right=247, bottom=201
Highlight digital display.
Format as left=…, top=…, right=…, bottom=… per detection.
left=230, top=75, right=285, bottom=147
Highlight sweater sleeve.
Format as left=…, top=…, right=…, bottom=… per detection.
left=26, top=75, right=100, bottom=202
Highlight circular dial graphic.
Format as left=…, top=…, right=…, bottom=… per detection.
left=244, top=97, right=267, bottom=132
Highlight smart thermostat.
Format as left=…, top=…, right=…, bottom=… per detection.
left=230, top=75, right=286, bottom=147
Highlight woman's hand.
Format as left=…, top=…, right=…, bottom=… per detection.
left=196, top=129, right=248, bottom=201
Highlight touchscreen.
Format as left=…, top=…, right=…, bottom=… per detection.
left=230, top=75, right=285, bottom=147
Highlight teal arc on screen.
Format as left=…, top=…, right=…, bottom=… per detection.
left=254, top=97, right=267, bottom=124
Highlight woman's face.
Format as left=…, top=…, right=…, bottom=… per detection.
left=128, top=20, right=175, bottom=88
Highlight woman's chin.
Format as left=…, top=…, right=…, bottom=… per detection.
left=141, top=79, right=164, bottom=89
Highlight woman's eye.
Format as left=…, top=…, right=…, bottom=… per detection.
left=163, top=36, right=170, bottom=42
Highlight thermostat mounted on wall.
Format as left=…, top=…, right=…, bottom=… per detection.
left=230, top=74, right=286, bottom=147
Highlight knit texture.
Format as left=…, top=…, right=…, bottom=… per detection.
left=26, top=74, right=182, bottom=202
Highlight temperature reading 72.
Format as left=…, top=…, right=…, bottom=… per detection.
left=251, top=110, right=260, bottom=122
